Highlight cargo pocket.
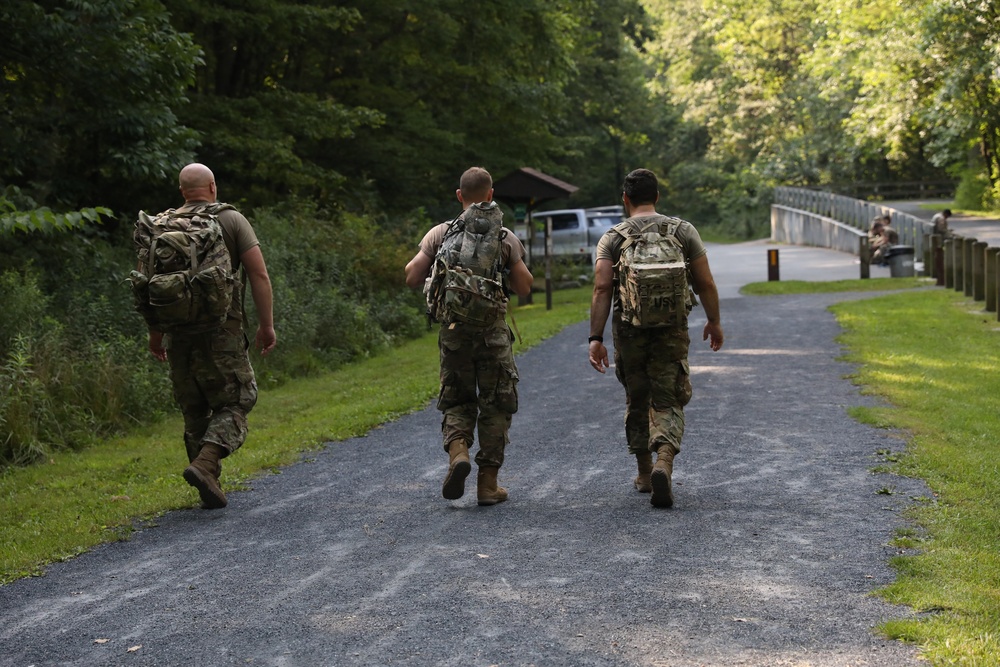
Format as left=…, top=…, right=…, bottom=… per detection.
left=211, top=329, right=258, bottom=411
left=192, top=265, right=233, bottom=322
left=438, top=368, right=460, bottom=411
left=676, top=359, right=692, bottom=407
left=147, top=272, right=191, bottom=325
left=493, top=360, right=519, bottom=414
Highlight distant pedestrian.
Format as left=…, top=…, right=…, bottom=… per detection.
left=588, top=168, right=723, bottom=508
left=131, top=163, right=276, bottom=509
left=932, top=209, right=952, bottom=238
left=881, top=215, right=899, bottom=245
left=869, top=217, right=893, bottom=266
left=404, top=167, right=533, bottom=505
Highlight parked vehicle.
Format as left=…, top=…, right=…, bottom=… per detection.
left=515, top=205, right=624, bottom=262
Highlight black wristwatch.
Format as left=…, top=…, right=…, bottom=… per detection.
left=588, top=335, right=603, bottom=344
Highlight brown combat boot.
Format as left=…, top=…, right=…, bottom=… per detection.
left=477, top=466, right=508, bottom=506
left=442, top=439, right=472, bottom=500
left=650, top=446, right=675, bottom=508
left=634, top=452, right=653, bottom=493
left=183, top=443, right=228, bottom=509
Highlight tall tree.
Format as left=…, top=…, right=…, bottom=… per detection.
left=0, top=0, right=202, bottom=215
left=919, top=0, right=1000, bottom=204
left=160, top=0, right=381, bottom=210
left=547, top=0, right=660, bottom=206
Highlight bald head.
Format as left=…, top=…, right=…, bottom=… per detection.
left=179, top=163, right=217, bottom=202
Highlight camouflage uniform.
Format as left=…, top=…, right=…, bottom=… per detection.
left=417, top=218, right=525, bottom=468
left=438, top=319, right=518, bottom=468
left=162, top=201, right=261, bottom=462
left=596, top=215, right=706, bottom=457
left=613, top=323, right=691, bottom=458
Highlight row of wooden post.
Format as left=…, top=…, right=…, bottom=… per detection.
left=926, top=233, right=1000, bottom=318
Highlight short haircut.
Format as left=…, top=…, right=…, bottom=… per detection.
left=943, top=209, right=952, bottom=217
left=460, top=167, right=492, bottom=201
left=623, top=169, right=659, bottom=206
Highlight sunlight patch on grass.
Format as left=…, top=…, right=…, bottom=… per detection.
left=741, top=277, right=929, bottom=296
left=833, top=288, right=1000, bottom=664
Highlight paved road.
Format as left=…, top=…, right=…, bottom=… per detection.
left=884, top=199, right=1000, bottom=245
left=0, top=244, right=928, bottom=667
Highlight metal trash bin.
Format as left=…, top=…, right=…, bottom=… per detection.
left=886, top=245, right=915, bottom=277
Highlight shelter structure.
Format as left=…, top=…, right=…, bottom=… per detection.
left=493, top=168, right=579, bottom=309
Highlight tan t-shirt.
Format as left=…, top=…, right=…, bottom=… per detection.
left=596, top=214, right=707, bottom=315
left=418, top=220, right=526, bottom=269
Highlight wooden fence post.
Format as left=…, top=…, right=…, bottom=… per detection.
left=973, top=241, right=988, bottom=302
left=953, top=238, right=963, bottom=290
left=932, top=234, right=944, bottom=284
left=986, top=248, right=999, bottom=313
left=965, top=239, right=975, bottom=296
left=859, top=237, right=870, bottom=279
left=943, top=239, right=954, bottom=289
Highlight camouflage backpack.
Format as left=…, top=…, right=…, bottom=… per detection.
left=128, top=203, right=236, bottom=335
left=614, top=215, right=692, bottom=329
left=425, top=201, right=509, bottom=327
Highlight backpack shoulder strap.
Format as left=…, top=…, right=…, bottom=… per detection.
left=204, top=202, right=236, bottom=215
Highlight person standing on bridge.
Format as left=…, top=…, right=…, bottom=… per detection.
left=405, top=167, right=533, bottom=505
left=587, top=168, right=723, bottom=508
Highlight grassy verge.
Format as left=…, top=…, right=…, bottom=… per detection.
left=832, top=289, right=1000, bottom=664
left=741, top=276, right=929, bottom=296
left=725, top=276, right=1000, bottom=663
left=0, top=286, right=593, bottom=584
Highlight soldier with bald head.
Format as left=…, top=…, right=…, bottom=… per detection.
left=144, top=163, right=276, bottom=509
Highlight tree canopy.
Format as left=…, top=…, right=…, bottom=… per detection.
left=1, top=0, right=995, bottom=232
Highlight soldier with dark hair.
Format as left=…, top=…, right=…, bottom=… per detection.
left=588, top=168, right=723, bottom=508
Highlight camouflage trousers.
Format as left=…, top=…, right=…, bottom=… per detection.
left=166, top=327, right=258, bottom=462
left=437, top=319, right=519, bottom=469
left=612, top=322, right=692, bottom=457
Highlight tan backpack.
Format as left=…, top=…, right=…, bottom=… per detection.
left=614, top=215, right=692, bottom=329
left=424, top=202, right=508, bottom=327
left=128, top=203, right=236, bottom=334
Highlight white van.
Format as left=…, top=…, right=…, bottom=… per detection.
left=516, top=205, right=624, bottom=262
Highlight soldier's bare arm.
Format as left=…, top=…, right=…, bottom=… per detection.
left=689, top=255, right=723, bottom=351
left=242, top=245, right=277, bottom=356
left=589, top=258, right=614, bottom=372
left=507, top=259, right=533, bottom=298
left=404, top=251, right=433, bottom=289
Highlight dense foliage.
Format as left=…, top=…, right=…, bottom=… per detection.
left=1, top=0, right=995, bottom=466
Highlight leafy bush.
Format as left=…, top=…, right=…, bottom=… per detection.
left=249, top=201, right=426, bottom=383
left=0, top=201, right=428, bottom=468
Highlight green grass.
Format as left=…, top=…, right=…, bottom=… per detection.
left=741, top=276, right=929, bottom=296
left=0, top=287, right=593, bottom=584
left=9, top=274, right=1000, bottom=665
left=832, top=289, right=1000, bottom=665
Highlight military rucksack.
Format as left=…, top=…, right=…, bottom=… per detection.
left=614, top=215, right=692, bottom=329
left=425, top=201, right=509, bottom=327
left=128, top=203, right=236, bottom=335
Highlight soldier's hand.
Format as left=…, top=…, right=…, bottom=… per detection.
left=256, top=325, right=277, bottom=357
left=589, top=341, right=609, bottom=373
left=703, top=322, right=724, bottom=352
left=148, top=331, right=167, bottom=362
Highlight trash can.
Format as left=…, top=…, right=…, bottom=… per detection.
left=886, top=245, right=915, bottom=277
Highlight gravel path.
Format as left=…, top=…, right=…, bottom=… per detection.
left=0, top=244, right=929, bottom=666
